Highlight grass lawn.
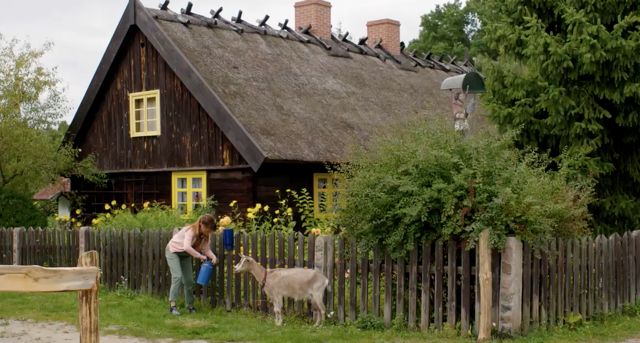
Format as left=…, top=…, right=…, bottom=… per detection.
left=1, top=290, right=640, bottom=343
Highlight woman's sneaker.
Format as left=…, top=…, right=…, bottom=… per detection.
left=169, top=306, right=181, bottom=316
left=187, top=306, right=197, bottom=314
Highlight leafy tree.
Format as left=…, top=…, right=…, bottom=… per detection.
left=478, top=0, right=640, bottom=234
left=408, top=0, right=480, bottom=59
left=0, top=35, right=102, bottom=196
left=336, top=119, right=593, bottom=257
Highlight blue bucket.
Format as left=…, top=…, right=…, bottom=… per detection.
left=196, top=261, right=214, bottom=286
left=223, top=228, right=234, bottom=251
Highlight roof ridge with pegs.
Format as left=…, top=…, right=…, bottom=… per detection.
left=151, top=1, right=475, bottom=73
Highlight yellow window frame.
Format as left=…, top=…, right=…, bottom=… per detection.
left=129, top=90, right=161, bottom=137
left=171, top=171, right=207, bottom=215
left=313, top=173, right=345, bottom=218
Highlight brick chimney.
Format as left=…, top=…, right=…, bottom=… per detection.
left=294, top=0, right=332, bottom=40
left=366, top=19, right=401, bottom=55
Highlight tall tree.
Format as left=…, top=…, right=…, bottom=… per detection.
left=408, top=0, right=479, bottom=58
left=479, top=0, right=640, bottom=234
left=0, top=35, right=101, bottom=196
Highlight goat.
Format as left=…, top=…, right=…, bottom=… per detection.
left=234, top=253, right=329, bottom=326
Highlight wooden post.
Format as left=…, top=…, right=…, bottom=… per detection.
left=13, top=227, right=24, bottom=265
left=78, top=251, right=100, bottom=343
left=477, top=230, right=492, bottom=342
left=79, top=227, right=91, bottom=255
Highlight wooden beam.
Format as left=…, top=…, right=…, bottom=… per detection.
left=78, top=251, right=100, bottom=343
left=0, top=265, right=99, bottom=292
left=477, top=230, right=492, bottom=342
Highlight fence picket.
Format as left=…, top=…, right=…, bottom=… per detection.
left=408, top=247, right=418, bottom=329
left=372, top=245, right=381, bottom=318
left=384, top=251, right=392, bottom=328
left=447, top=240, right=456, bottom=328
left=327, top=236, right=335, bottom=315
left=349, top=239, right=357, bottom=322
left=338, top=237, right=345, bottom=324
left=360, top=248, right=369, bottom=315
left=421, top=241, right=431, bottom=331
left=460, top=243, right=470, bottom=335
left=522, top=242, right=531, bottom=334
left=434, top=241, right=443, bottom=330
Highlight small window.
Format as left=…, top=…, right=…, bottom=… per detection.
left=172, top=171, right=207, bottom=215
left=313, top=173, right=345, bottom=218
left=129, top=90, right=161, bottom=137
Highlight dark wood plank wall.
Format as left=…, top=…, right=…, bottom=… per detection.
left=76, top=28, right=246, bottom=170
left=72, top=172, right=171, bottom=214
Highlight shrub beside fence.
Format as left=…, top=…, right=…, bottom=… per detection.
left=5, top=227, right=640, bottom=335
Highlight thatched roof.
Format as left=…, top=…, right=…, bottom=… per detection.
left=67, top=0, right=485, bottom=171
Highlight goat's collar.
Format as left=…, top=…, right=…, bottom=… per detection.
left=261, top=269, right=268, bottom=288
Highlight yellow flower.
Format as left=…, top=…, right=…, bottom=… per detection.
left=275, top=190, right=280, bottom=194
left=286, top=189, right=291, bottom=193
left=247, top=213, right=255, bottom=219
left=62, top=215, right=70, bottom=221
left=286, top=208, right=293, bottom=216
left=275, top=210, right=280, bottom=215
left=219, top=216, right=232, bottom=227
left=131, top=203, right=136, bottom=208
left=104, top=204, right=111, bottom=210
left=91, top=218, right=99, bottom=226
left=106, top=213, right=111, bottom=218
left=111, top=200, right=117, bottom=206
left=311, top=228, right=321, bottom=235
left=230, top=200, right=237, bottom=207
left=273, top=218, right=278, bottom=223
left=263, top=205, right=269, bottom=212
left=143, top=201, right=150, bottom=209
left=121, top=204, right=127, bottom=210
left=71, top=218, right=76, bottom=223
left=247, top=207, right=255, bottom=214
left=75, top=209, right=81, bottom=215
left=75, top=222, right=82, bottom=227
left=255, top=203, right=262, bottom=210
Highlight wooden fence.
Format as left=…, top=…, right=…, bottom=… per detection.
left=9, top=227, right=483, bottom=332
left=7, top=227, right=640, bottom=335
left=520, top=232, right=640, bottom=334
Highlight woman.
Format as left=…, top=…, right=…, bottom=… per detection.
left=165, top=214, right=218, bottom=315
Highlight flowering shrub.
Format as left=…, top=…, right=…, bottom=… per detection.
left=90, top=197, right=217, bottom=230
left=224, top=189, right=337, bottom=235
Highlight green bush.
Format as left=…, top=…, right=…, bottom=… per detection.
left=336, top=119, right=594, bottom=257
left=0, top=188, right=47, bottom=227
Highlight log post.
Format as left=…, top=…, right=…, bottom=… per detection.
left=78, top=251, right=99, bottom=343
left=477, top=229, right=492, bottom=342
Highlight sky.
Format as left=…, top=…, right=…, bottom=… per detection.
left=0, top=0, right=451, bottom=123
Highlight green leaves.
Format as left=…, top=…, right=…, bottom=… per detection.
left=479, top=0, right=640, bottom=234
left=0, top=36, right=103, bottom=197
left=337, top=119, right=593, bottom=257
left=408, top=0, right=479, bottom=57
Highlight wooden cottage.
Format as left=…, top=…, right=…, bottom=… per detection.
left=65, top=0, right=477, bottom=217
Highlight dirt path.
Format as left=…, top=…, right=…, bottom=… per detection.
left=0, top=319, right=207, bottom=343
